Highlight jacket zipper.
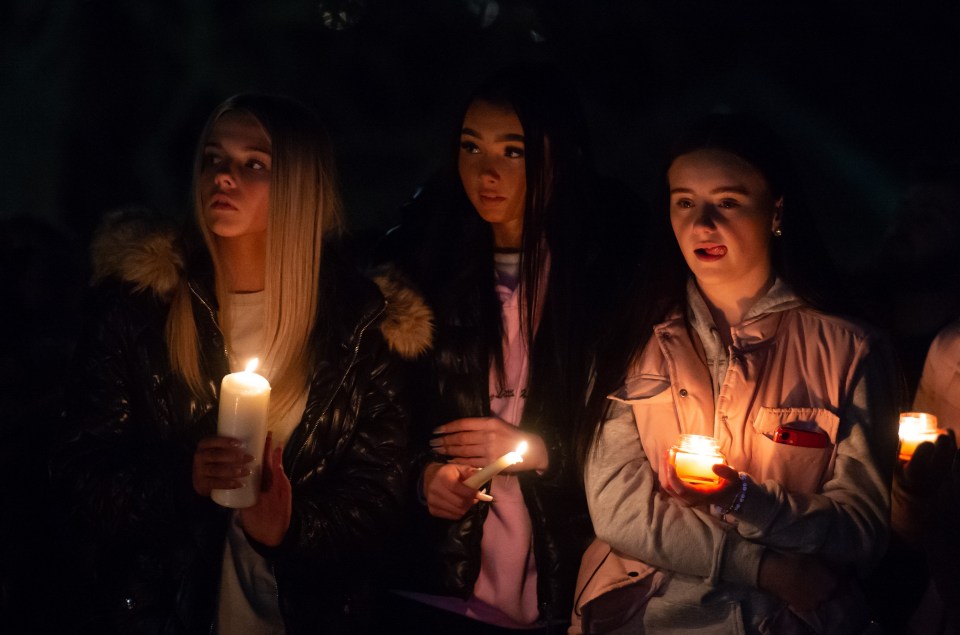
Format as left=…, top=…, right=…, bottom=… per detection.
left=189, top=282, right=230, bottom=363
left=290, top=301, right=386, bottom=475
left=192, top=282, right=229, bottom=635
left=193, top=283, right=385, bottom=630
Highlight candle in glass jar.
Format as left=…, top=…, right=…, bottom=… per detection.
left=463, top=441, right=527, bottom=489
left=898, top=412, right=943, bottom=462
left=670, top=434, right=726, bottom=485
left=211, top=358, right=271, bottom=509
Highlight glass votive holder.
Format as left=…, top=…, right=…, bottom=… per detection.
left=669, top=434, right=727, bottom=485
left=898, top=412, right=944, bottom=462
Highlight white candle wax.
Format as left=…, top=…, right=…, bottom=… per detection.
left=211, top=359, right=271, bottom=509
left=463, top=441, right=527, bottom=489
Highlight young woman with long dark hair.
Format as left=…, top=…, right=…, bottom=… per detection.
left=376, top=64, right=640, bottom=634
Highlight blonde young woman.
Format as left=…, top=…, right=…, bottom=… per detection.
left=54, top=94, right=430, bottom=634
left=574, top=114, right=898, bottom=634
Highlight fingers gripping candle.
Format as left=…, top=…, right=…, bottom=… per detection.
left=463, top=441, right=528, bottom=489
left=211, top=358, right=271, bottom=509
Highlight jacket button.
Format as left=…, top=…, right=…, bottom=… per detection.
left=679, top=389, right=688, bottom=397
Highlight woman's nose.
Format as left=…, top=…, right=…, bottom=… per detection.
left=479, top=157, right=500, bottom=179
left=214, top=166, right=235, bottom=188
left=694, top=204, right=718, bottom=228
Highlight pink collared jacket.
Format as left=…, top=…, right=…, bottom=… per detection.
left=575, top=281, right=897, bottom=634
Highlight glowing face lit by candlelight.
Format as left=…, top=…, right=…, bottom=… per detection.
left=458, top=99, right=527, bottom=248
left=668, top=149, right=782, bottom=293
left=200, top=111, right=272, bottom=243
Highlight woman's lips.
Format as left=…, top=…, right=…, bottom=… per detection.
left=694, top=245, right=727, bottom=261
left=479, top=194, right=506, bottom=204
left=210, top=195, right=237, bottom=210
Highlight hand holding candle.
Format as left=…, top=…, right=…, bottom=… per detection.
left=898, top=412, right=946, bottom=462
left=463, top=441, right=528, bottom=489
left=211, top=358, right=271, bottom=509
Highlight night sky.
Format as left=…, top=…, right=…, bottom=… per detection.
left=3, top=0, right=959, bottom=265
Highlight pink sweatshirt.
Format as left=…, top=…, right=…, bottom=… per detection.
left=467, top=263, right=540, bottom=628
left=398, top=254, right=541, bottom=629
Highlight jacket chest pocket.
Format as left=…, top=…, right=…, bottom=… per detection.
left=750, top=407, right=840, bottom=494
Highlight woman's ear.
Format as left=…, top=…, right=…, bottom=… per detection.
left=772, top=196, right=785, bottom=234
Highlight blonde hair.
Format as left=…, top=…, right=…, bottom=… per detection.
left=166, top=94, right=344, bottom=426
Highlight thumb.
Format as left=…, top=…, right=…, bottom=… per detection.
left=713, top=463, right=739, bottom=482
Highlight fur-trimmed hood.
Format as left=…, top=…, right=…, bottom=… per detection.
left=90, top=210, right=432, bottom=359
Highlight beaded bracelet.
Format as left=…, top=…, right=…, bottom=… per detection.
left=719, top=473, right=748, bottom=520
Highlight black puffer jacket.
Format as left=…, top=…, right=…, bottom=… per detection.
left=53, top=214, right=432, bottom=635
left=393, top=304, right=593, bottom=632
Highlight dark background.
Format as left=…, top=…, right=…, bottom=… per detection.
left=5, top=0, right=960, bottom=384
left=4, top=0, right=960, bottom=260
left=2, top=0, right=960, bottom=628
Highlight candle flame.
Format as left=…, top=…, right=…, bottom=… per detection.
left=683, top=434, right=720, bottom=454
left=899, top=412, right=938, bottom=438
left=516, top=440, right=528, bottom=455
left=245, top=358, right=260, bottom=373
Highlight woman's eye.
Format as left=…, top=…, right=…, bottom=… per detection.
left=717, top=199, right=739, bottom=209
left=247, top=159, right=267, bottom=170
left=203, top=154, right=222, bottom=167
left=460, top=141, right=479, bottom=154
left=673, top=199, right=694, bottom=209
left=505, top=146, right=525, bottom=159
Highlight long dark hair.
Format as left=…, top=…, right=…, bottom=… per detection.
left=392, top=63, right=633, bottom=456
left=462, top=64, right=595, bottom=391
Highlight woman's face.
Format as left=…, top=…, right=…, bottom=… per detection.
left=199, top=111, right=272, bottom=242
left=668, top=149, right=782, bottom=292
left=458, top=99, right=526, bottom=248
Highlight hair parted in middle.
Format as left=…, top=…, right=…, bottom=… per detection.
left=167, top=93, right=344, bottom=426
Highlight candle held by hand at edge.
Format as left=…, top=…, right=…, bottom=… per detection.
left=898, top=412, right=944, bottom=462
left=463, top=441, right=528, bottom=489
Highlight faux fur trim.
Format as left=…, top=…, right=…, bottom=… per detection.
left=90, top=210, right=182, bottom=298
left=373, top=271, right=434, bottom=359
left=90, top=211, right=434, bottom=358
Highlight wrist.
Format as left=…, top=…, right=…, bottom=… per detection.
left=419, top=463, right=441, bottom=505
left=718, top=473, right=748, bottom=520
left=526, top=433, right=550, bottom=472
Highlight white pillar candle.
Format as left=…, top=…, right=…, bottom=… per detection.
left=463, top=441, right=527, bottom=489
left=211, top=358, right=271, bottom=509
